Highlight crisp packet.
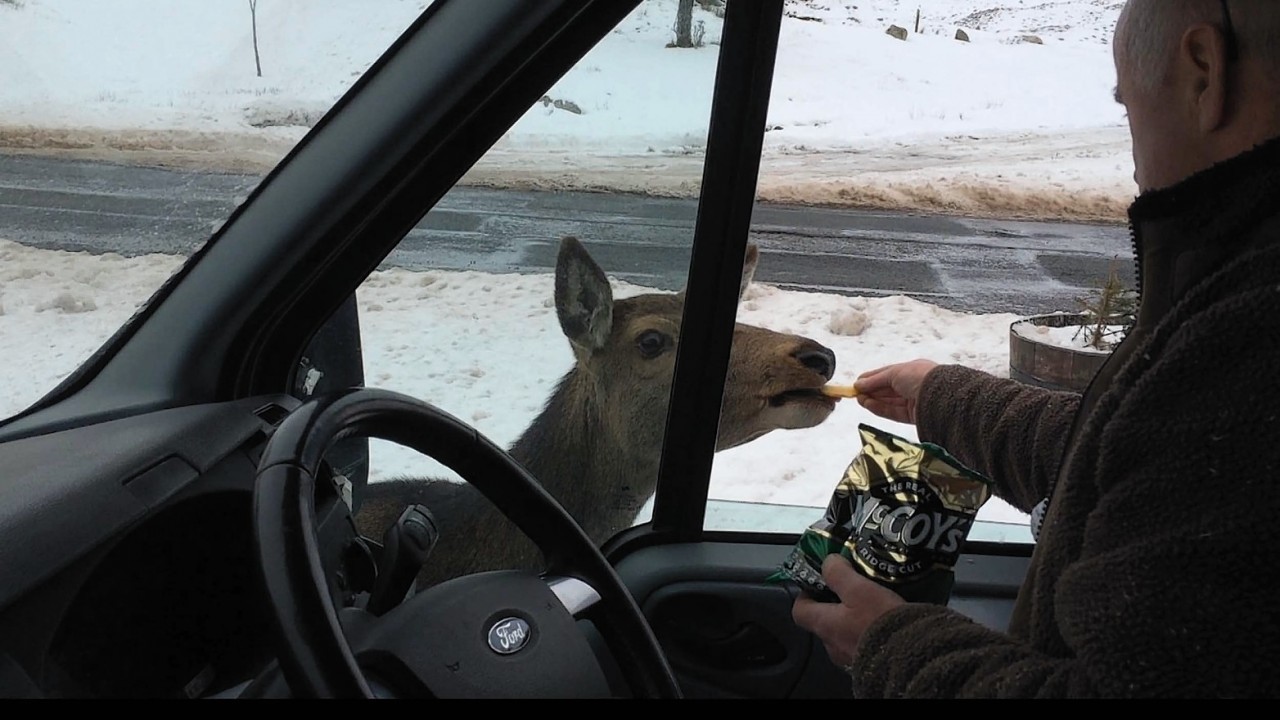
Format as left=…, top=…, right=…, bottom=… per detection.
left=768, top=423, right=993, bottom=605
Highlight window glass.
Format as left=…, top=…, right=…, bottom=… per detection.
left=0, top=0, right=425, bottom=422
left=353, top=0, right=725, bottom=577
left=703, top=1, right=1131, bottom=542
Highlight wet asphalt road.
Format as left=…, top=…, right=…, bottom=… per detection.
left=0, top=153, right=1133, bottom=316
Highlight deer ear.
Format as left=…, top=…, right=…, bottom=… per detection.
left=739, top=243, right=759, bottom=300
left=555, top=236, right=614, bottom=353
left=672, top=243, right=759, bottom=301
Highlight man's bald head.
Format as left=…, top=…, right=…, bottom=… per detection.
left=1117, top=0, right=1280, bottom=97
left=1113, top=0, right=1280, bottom=191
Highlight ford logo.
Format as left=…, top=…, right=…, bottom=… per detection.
left=487, top=617, right=531, bottom=655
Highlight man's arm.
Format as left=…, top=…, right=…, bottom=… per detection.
left=915, top=365, right=1079, bottom=513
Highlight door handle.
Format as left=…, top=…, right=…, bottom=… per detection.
left=662, top=619, right=786, bottom=670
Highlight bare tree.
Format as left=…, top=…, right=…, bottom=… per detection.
left=249, top=0, right=262, bottom=77
left=673, top=0, right=695, bottom=48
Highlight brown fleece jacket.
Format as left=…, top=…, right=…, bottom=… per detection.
left=849, top=137, right=1280, bottom=698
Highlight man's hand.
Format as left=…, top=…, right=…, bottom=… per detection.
left=854, top=359, right=939, bottom=426
left=791, top=554, right=908, bottom=670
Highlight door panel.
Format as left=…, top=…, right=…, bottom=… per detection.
left=612, top=540, right=1030, bottom=698
left=645, top=581, right=813, bottom=698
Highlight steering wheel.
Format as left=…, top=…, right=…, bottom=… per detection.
left=251, top=387, right=682, bottom=698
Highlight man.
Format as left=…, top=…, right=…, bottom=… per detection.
left=792, top=0, right=1280, bottom=698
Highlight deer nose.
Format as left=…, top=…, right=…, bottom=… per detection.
left=795, top=344, right=836, bottom=380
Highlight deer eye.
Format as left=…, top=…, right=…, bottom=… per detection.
left=635, top=330, right=669, bottom=359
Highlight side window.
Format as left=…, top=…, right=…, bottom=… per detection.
left=703, top=3, right=1132, bottom=544
left=343, top=0, right=728, bottom=583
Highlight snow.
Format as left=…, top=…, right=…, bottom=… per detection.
left=0, top=0, right=1134, bottom=221
left=0, top=238, right=1033, bottom=534
left=1013, top=319, right=1128, bottom=353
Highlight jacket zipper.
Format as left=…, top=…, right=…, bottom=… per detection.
left=1033, top=221, right=1144, bottom=539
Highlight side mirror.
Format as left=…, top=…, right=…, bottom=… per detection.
left=293, top=294, right=370, bottom=506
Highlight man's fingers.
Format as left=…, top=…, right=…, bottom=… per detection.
left=794, top=590, right=856, bottom=669
left=792, top=593, right=815, bottom=627
left=792, top=592, right=837, bottom=632
left=821, top=554, right=909, bottom=615
left=856, top=363, right=896, bottom=380
left=858, top=396, right=907, bottom=410
left=857, top=398, right=912, bottom=425
left=821, top=553, right=874, bottom=600
left=854, top=366, right=898, bottom=394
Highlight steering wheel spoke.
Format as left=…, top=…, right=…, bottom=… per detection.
left=546, top=575, right=603, bottom=617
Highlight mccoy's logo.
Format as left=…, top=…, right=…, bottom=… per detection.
left=851, top=493, right=973, bottom=555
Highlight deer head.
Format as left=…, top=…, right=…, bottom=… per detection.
left=553, top=236, right=837, bottom=466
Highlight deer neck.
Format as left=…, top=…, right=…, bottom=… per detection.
left=507, top=367, right=658, bottom=544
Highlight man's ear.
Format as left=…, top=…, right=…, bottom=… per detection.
left=1178, top=23, right=1231, bottom=133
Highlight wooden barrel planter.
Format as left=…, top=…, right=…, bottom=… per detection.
left=1009, top=313, right=1112, bottom=393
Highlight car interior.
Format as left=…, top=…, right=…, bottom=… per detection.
left=0, top=0, right=1034, bottom=698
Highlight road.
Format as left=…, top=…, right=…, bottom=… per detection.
left=0, top=153, right=1133, bottom=316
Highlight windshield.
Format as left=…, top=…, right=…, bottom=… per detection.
left=0, top=0, right=425, bottom=421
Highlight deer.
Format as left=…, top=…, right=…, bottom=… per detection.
left=354, top=236, right=839, bottom=591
